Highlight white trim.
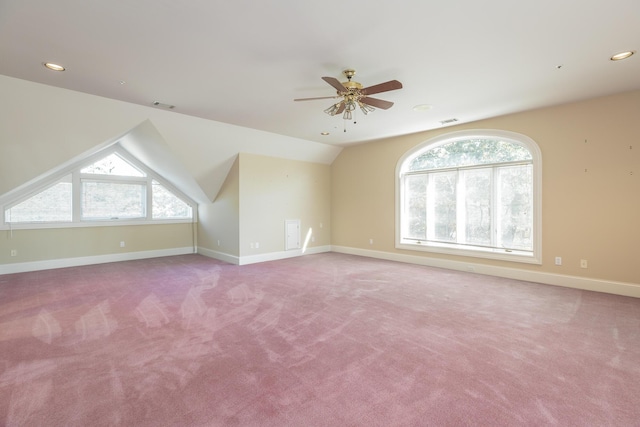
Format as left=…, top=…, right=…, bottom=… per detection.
left=1, top=218, right=195, bottom=231
left=395, top=241, right=538, bottom=264
left=197, top=247, right=240, bottom=265
left=239, top=245, right=331, bottom=265
left=4, top=245, right=637, bottom=298
left=198, top=245, right=332, bottom=266
left=0, top=247, right=195, bottom=275
left=331, top=245, right=640, bottom=299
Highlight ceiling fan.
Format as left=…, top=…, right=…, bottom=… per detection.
left=294, top=69, right=403, bottom=121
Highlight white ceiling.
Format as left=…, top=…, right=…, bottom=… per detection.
left=1, top=0, right=639, bottom=147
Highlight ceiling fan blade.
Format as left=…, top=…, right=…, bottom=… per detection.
left=361, top=80, right=403, bottom=96
left=294, top=96, right=340, bottom=101
left=322, top=77, right=347, bottom=93
left=336, top=102, right=346, bottom=114
left=361, top=97, right=394, bottom=110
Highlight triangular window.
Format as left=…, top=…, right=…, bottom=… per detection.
left=81, top=153, right=145, bottom=177
left=152, top=181, right=193, bottom=219
left=2, top=148, right=194, bottom=227
left=5, top=175, right=72, bottom=223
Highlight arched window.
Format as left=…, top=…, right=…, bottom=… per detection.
left=396, top=130, right=541, bottom=264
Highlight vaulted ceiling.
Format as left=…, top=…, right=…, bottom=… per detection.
left=1, top=0, right=639, bottom=147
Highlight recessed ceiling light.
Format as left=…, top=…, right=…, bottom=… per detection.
left=412, top=104, right=433, bottom=112
left=43, top=62, right=65, bottom=71
left=320, top=132, right=330, bottom=136
left=610, top=51, right=635, bottom=61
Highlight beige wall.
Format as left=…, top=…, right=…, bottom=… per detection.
left=332, top=89, right=640, bottom=285
left=198, top=156, right=241, bottom=257
left=238, top=153, right=331, bottom=257
left=0, top=223, right=194, bottom=265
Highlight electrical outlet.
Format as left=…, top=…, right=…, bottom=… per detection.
left=369, top=238, right=373, bottom=245
left=120, top=241, right=125, bottom=248
left=10, top=249, right=17, bottom=257
left=255, top=242, right=260, bottom=249
left=555, top=256, right=562, bottom=266
left=580, top=259, right=588, bottom=268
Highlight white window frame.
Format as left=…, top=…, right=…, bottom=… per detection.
left=1, top=146, right=196, bottom=230
left=395, top=129, right=542, bottom=264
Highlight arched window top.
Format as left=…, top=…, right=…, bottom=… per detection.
left=399, top=129, right=541, bottom=175
left=406, top=138, right=532, bottom=172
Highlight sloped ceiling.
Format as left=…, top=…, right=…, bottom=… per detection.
left=117, top=120, right=211, bottom=205
left=0, top=75, right=341, bottom=202
left=0, top=0, right=638, bottom=147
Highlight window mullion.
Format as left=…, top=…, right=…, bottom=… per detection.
left=401, top=175, right=409, bottom=238
left=146, top=178, right=152, bottom=220
left=491, top=167, right=498, bottom=248
left=426, top=173, right=434, bottom=240
left=72, top=171, right=81, bottom=222
left=457, top=170, right=465, bottom=244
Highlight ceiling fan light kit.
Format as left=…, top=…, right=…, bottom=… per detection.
left=296, top=69, right=403, bottom=123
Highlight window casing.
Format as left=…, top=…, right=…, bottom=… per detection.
left=2, top=148, right=195, bottom=229
left=396, top=130, right=541, bottom=264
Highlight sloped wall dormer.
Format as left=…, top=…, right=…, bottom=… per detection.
left=0, top=121, right=206, bottom=273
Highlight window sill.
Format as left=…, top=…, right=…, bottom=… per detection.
left=1, top=219, right=195, bottom=231
left=396, top=240, right=541, bottom=265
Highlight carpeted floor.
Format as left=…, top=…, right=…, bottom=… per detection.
left=1, top=253, right=639, bottom=426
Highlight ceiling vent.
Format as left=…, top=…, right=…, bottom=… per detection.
left=440, top=118, right=459, bottom=125
left=152, top=101, right=175, bottom=109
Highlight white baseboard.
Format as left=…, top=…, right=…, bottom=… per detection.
left=197, top=245, right=331, bottom=265
left=331, top=245, right=640, bottom=298
left=197, top=247, right=240, bottom=265
left=0, top=247, right=196, bottom=275
left=5, top=244, right=637, bottom=299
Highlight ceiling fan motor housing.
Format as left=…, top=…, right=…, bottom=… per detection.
left=341, top=81, right=363, bottom=92
left=341, top=69, right=362, bottom=92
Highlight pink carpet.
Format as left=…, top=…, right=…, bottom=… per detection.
left=1, top=253, right=639, bottom=426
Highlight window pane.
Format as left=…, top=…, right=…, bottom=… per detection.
left=497, top=165, right=532, bottom=250
left=81, top=153, right=145, bottom=177
left=82, top=181, right=145, bottom=219
left=404, top=175, right=427, bottom=239
left=409, top=139, right=532, bottom=171
left=463, top=168, right=492, bottom=246
left=6, top=177, right=72, bottom=223
left=152, top=181, right=192, bottom=219
left=428, top=171, right=457, bottom=242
